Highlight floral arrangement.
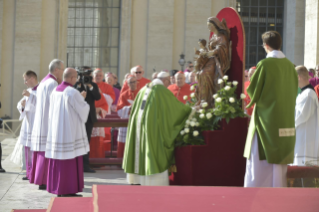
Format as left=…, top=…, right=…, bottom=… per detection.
left=175, top=75, right=247, bottom=146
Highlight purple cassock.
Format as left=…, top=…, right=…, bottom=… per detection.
left=113, top=87, right=120, bottom=105
left=29, top=74, right=56, bottom=185
left=46, top=81, right=84, bottom=195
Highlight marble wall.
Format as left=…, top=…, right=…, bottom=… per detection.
left=304, top=0, right=319, bottom=68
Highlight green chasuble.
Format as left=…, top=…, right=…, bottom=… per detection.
left=122, top=81, right=192, bottom=176
left=243, top=57, right=298, bottom=164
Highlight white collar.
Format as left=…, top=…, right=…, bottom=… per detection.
left=266, top=50, right=286, bottom=59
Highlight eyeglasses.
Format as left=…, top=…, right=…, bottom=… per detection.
left=135, top=72, right=142, bottom=74
left=129, top=81, right=137, bottom=84
left=189, top=66, right=194, bottom=68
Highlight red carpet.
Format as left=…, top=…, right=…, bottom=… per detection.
left=93, top=185, right=319, bottom=212
left=11, top=210, right=46, bottom=212
left=46, top=197, right=93, bottom=212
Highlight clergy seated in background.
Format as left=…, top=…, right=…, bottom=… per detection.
left=116, top=75, right=138, bottom=158
left=243, top=31, right=298, bottom=188
left=168, top=71, right=192, bottom=104
left=243, top=67, right=256, bottom=116
left=17, top=70, right=38, bottom=181
left=105, top=73, right=120, bottom=113
left=30, top=59, right=64, bottom=190
left=46, top=68, right=90, bottom=197
left=120, top=65, right=151, bottom=95
left=93, top=69, right=116, bottom=114
left=293, top=66, right=319, bottom=166
left=122, top=71, right=192, bottom=186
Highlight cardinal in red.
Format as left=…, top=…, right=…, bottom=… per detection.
left=168, top=71, right=192, bottom=104
left=120, top=65, right=150, bottom=94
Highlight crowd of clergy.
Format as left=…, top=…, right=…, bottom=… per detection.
left=1, top=31, right=319, bottom=197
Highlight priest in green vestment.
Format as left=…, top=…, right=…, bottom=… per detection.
left=243, top=31, right=298, bottom=187
left=122, top=71, right=192, bottom=186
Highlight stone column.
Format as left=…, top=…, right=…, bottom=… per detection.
left=284, top=0, right=305, bottom=66
left=0, top=0, right=16, bottom=118
left=119, top=0, right=132, bottom=81
left=57, top=0, right=68, bottom=64
left=304, top=0, right=319, bottom=68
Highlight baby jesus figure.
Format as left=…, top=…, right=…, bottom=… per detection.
left=194, top=39, right=209, bottom=72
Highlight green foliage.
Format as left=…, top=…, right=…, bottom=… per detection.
left=175, top=77, right=247, bottom=146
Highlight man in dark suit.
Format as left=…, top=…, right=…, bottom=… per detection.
left=74, top=66, right=101, bottom=173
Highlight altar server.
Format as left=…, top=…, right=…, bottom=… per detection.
left=17, top=70, right=38, bottom=180
left=45, top=68, right=89, bottom=197
left=244, top=31, right=298, bottom=187
left=117, top=75, right=137, bottom=158
left=294, top=66, right=319, bottom=166
left=168, top=71, right=192, bottom=104
left=30, top=59, right=64, bottom=190
left=123, top=71, right=192, bottom=186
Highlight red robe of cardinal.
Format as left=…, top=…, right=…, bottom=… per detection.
left=120, top=77, right=150, bottom=94
left=168, top=83, right=192, bottom=104
left=95, top=82, right=116, bottom=113
left=244, top=81, right=254, bottom=116
left=117, top=89, right=138, bottom=111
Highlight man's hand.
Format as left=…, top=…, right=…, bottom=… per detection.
left=21, top=99, right=26, bottom=107
left=22, top=89, right=30, bottom=97
left=87, top=83, right=93, bottom=89
left=81, top=91, right=87, bottom=99
left=96, top=107, right=102, bottom=114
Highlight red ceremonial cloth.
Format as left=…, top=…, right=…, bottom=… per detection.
left=117, top=142, right=125, bottom=158
left=92, top=185, right=319, bottom=212
left=314, top=84, right=319, bottom=101
left=11, top=210, right=46, bottom=212
left=46, top=157, right=84, bottom=195
left=116, top=89, right=137, bottom=111
left=168, top=83, right=192, bottom=104
left=244, top=81, right=254, bottom=116
left=29, top=151, right=48, bottom=185
left=46, top=197, right=93, bottom=212
left=120, top=77, right=150, bottom=94
left=94, top=93, right=109, bottom=112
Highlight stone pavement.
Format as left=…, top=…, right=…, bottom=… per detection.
left=0, top=136, right=128, bottom=212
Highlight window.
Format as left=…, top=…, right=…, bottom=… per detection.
left=67, top=0, right=121, bottom=73
left=236, top=0, right=284, bottom=69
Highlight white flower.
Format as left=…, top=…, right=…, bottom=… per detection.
left=199, top=114, right=205, bottom=119
left=240, top=93, right=246, bottom=99
left=190, top=93, right=195, bottom=98
left=198, top=109, right=203, bottom=113
left=183, top=95, right=188, bottom=100
left=213, top=94, right=218, bottom=99
left=223, top=75, right=228, bottom=81
left=180, top=130, right=185, bottom=135
left=190, top=121, right=196, bottom=127
left=232, top=81, right=238, bottom=86
left=184, top=128, right=190, bottom=133
left=229, top=97, right=235, bottom=103
left=195, top=122, right=200, bottom=127
left=218, top=79, right=223, bottom=84
left=206, top=113, right=213, bottom=119
left=216, top=97, right=222, bottom=103
left=193, top=131, right=199, bottom=137
left=186, top=120, right=190, bottom=125
left=201, top=102, right=208, bottom=108
left=190, top=85, right=195, bottom=91
left=224, top=86, right=231, bottom=91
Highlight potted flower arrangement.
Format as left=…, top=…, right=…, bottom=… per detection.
left=175, top=75, right=247, bottom=146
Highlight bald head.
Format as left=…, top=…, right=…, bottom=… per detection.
left=63, top=68, right=78, bottom=85
left=175, top=72, right=186, bottom=87
left=296, top=65, right=310, bottom=89
left=248, top=67, right=256, bottom=80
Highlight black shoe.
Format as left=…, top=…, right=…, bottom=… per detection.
left=38, top=184, right=46, bottom=190
left=22, top=176, right=29, bottom=180
left=0, top=168, right=5, bottom=173
left=84, top=168, right=96, bottom=173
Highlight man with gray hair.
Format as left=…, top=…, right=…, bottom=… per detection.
left=30, top=59, right=64, bottom=190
